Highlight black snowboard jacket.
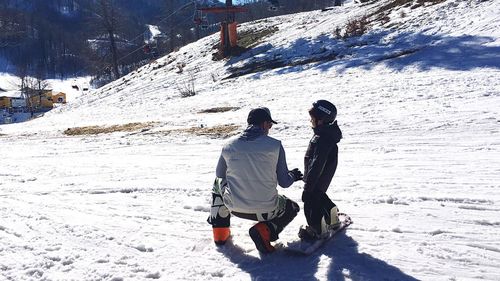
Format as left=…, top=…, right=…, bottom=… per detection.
left=303, top=121, right=342, bottom=193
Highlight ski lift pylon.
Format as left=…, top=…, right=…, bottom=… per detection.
left=195, top=1, right=248, bottom=58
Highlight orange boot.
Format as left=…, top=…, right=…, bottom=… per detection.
left=212, top=227, right=230, bottom=245
left=249, top=222, right=275, bottom=253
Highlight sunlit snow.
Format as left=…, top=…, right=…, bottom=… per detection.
left=1, top=0, right=499, bottom=280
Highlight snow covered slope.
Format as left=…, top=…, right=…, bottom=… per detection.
left=1, top=0, right=499, bottom=280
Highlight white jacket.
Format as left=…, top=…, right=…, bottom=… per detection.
left=216, top=134, right=294, bottom=214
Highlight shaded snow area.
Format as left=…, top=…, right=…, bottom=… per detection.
left=1, top=0, right=499, bottom=280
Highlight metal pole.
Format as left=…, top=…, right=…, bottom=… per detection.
left=222, top=0, right=233, bottom=57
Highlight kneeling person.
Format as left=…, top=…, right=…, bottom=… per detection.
left=208, top=107, right=303, bottom=253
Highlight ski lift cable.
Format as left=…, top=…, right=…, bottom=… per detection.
left=77, top=0, right=242, bottom=78
left=73, top=1, right=196, bottom=77
left=192, top=1, right=198, bottom=19
left=125, top=1, right=197, bottom=49
left=96, top=13, right=195, bottom=76
left=117, top=1, right=196, bottom=57
left=117, top=12, right=196, bottom=64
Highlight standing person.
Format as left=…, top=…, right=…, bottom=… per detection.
left=208, top=107, right=303, bottom=253
left=299, top=100, right=343, bottom=240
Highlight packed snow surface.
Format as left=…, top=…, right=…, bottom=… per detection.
left=1, top=0, right=499, bottom=280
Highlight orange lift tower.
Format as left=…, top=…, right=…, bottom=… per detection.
left=199, top=0, right=247, bottom=57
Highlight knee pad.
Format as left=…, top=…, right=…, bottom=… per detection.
left=207, top=193, right=230, bottom=227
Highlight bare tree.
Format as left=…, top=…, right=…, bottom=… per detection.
left=17, top=73, right=49, bottom=117
left=93, top=0, right=121, bottom=79
left=15, top=62, right=29, bottom=105
left=161, top=0, right=202, bottom=53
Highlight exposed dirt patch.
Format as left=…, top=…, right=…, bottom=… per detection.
left=211, top=26, right=279, bottom=61
left=64, top=122, right=156, bottom=136
left=199, top=106, right=240, bottom=113
left=224, top=52, right=337, bottom=80
left=375, top=48, right=421, bottom=62
left=369, top=0, right=447, bottom=21
left=412, top=0, right=447, bottom=8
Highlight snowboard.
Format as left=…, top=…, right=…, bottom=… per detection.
left=284, top=213, right=352, bottom=255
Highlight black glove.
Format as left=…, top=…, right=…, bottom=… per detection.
left=289, top=168, right=303, bottom=181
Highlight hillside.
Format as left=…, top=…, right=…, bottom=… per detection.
left=0, top=0, right=499, bottom=280
left=0, top=0, right=336, bottom=80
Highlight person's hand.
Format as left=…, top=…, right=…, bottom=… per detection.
left=289, top=168, right=303, bottom=181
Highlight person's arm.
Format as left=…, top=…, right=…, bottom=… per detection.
left=303, top=138, right=332, bottom=191
left=215, top=154, right=227, bottom=178
left=276, top=144, right=295, bottom=188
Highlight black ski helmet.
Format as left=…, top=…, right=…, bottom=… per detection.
left=310, top=100, right=337, bottom=123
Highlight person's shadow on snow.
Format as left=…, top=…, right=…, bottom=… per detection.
left=217, top=238, right=319, bottom=281
left=324, top=233, right=419, bottom=281
left=218, top=231, right=419, bottom=281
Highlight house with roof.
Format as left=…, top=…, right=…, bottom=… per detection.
left=0, top=91, right=24, bottom=124
left=28, top=89, right=53, bottom=109
left=52, top=92, right=67, bottom=104
left=0, top=90, right=25, bottom=109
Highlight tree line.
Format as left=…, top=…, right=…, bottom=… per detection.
left=0, top=0, right=338, bottom=86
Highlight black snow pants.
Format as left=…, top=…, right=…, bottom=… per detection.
left=231, top=198, right=299, bottom=241
left=302, top=191, right=336, bottom=233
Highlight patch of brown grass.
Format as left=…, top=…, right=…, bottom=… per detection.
left=199, top=107, right=240, bottom=113
left=64, top=122, right=239, bottom=139
left=224, top=51, right=337, bottom=80
left=179, top=124, right=240, bottom=139
left=238, top=27, right=279, bottom=49
left=64, top=122, right=156, bottom=136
